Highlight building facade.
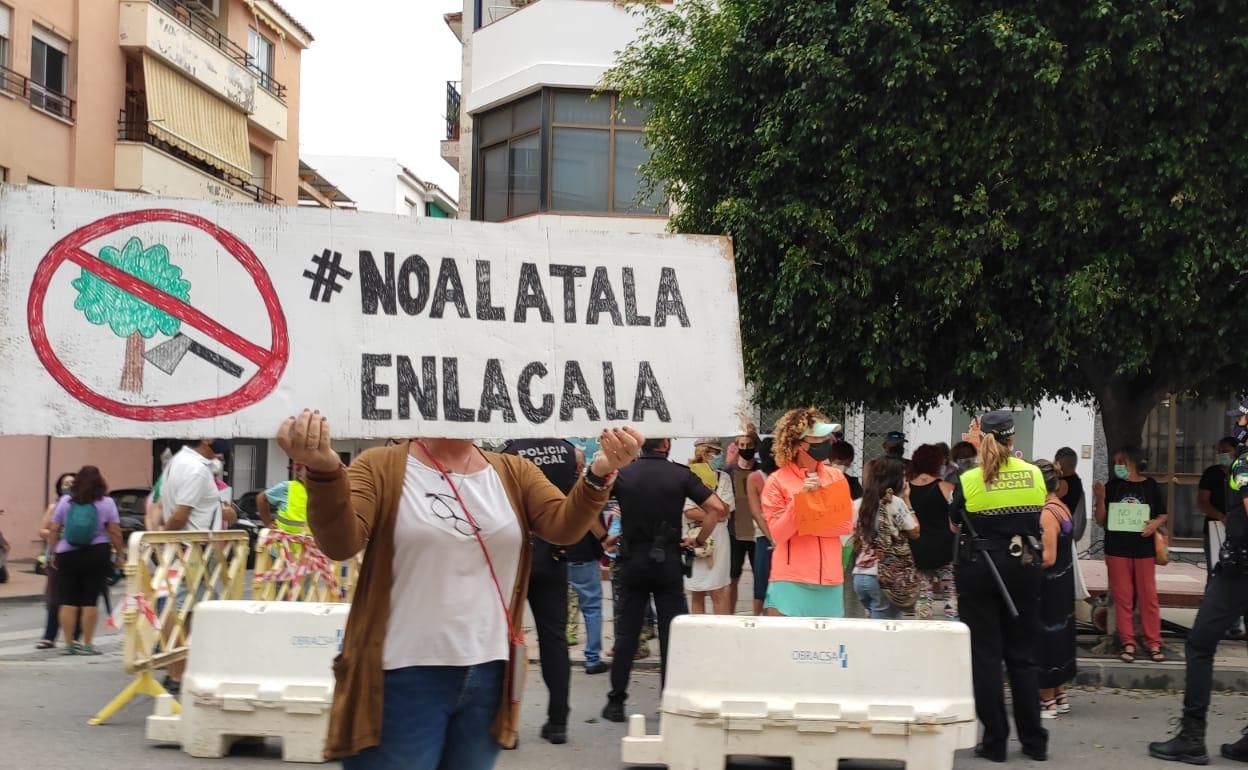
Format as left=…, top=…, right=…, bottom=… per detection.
left=0, top=0, right=311, bottom=561
left=302, top=155, right=456, bottom=218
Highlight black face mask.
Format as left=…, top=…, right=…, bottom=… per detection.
left=739, top=447, right=757, bottom=461
left=804, top=442, right=833, bottom=463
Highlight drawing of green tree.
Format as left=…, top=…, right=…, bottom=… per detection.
left=72, top=236, right=192, bottom=393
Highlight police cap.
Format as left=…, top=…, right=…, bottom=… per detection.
left=980, top=411, right=1016, bottom=439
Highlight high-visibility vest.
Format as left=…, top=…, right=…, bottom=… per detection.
left=275, top=480, right=309, bottom=535
left=958, top=457, right=1046, bottom=517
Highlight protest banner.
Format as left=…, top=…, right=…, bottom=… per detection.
left=0, top=185, right=746, bottom=439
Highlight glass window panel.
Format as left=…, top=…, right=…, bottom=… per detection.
left=553, top=92, right=611, bottom=125
left=612, top=132, right=664, bottom=213
left=509, top=133, right=540, bottom=217
left=616, top=98, right=651, bottom=128
left=550, top=128, right=609, bottom=211
left=249, top=147, right=267, bottom=189
left=31, top=39, right=46, bottom=86
left=481, top=145, right=508, bottom=222
left=479, top=107, right=510, bottom=147
left=513, top=94, right=541, bottom=133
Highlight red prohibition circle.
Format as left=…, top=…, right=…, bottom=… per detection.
left=27, top=209, right=289, bottom=422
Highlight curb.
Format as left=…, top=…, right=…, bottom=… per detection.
left=0, top=593, right=43, bottom=605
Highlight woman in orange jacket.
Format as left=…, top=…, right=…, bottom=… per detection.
left=760, top=408, right=855, bottom=617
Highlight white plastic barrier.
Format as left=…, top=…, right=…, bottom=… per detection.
left=147, top=601, right=348, bottom=763
left=622, top=616, right=976, bottom=770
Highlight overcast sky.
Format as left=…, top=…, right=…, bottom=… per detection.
left=283, top=0, right=463, bottom=197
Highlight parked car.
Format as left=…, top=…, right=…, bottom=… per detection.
left=233, top=490, right=266, bottom=569
left=109, top=487, right=151, bottom=546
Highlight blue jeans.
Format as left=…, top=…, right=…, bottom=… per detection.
left=853, top=573, right=902, bottom=620
left=343, top=662, right=504, bottom=770
left=567, top=561, right=604, bottom=665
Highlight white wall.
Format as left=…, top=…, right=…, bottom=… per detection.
left=466, top=0, right=647, bottom=113
left=906, top=402, right=954, bottom=450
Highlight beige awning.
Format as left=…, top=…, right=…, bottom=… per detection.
left=142, top=54, right=251, bottom=178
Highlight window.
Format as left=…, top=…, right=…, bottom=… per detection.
left=473, top=89, right=662, bottom=221
left=476, top=93, right=541, bottom=222
left=30, top=25, right=69, bottom=118
left=249, top=147, right=269, bottom=192
left=248, top=27, right=275, bottom=93
left=0, top=165, right=7, bottom=183
left=404, top=198, right=418, bottom=217
left=0, top=4, right=11, bottom=70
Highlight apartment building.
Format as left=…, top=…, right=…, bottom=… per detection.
left=303, top=155, right=456, bottom=218
left=0, top=0, right=312, bottom=561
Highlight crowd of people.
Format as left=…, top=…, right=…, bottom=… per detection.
left=30, top=400, right=1248, bottom=770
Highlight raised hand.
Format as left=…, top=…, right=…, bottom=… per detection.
left=591, top=427, right=645, bottom=477
left=276, top=409, right=341, bottom=474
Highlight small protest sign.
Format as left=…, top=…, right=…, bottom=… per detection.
left=795, top=478, right=853, bottom=536
left=0, top=186, right=746, bottom=439
left=1107, top=502, right=1151, bottom=533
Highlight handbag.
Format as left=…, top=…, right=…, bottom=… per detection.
left=874, top=497, right=920, bottom=610
left=417, top=441, right=526, bottom=735
left=1154, top=526, right=1170, bottom=566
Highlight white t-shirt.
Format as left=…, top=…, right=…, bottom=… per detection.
left=161, top=446, right=222, bottom=531
left=383, top=456, right=523, bottom=670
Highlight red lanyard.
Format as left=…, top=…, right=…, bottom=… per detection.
left=416, top=440, right=521, bottom=644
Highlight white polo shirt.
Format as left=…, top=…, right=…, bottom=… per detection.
left=161, top=446, right=222, bottom=531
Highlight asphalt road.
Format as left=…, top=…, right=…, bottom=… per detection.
left=4, top=597, right=1248, bottom=769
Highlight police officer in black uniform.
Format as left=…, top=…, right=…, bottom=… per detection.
left=1150, top=399, right=1248, bottom=764
left=500, top=437, right=582, bottom=746
left=950, top=411, right=1048, bottom=763
left=601, top=438, right=729, bottom=722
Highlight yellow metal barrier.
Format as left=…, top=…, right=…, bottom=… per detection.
left=251, top=528, right=361, bottom=603
left=89, top=530, right=250, bottom=726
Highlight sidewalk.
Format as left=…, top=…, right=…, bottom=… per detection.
left=0, top=561, right=45, bottom=603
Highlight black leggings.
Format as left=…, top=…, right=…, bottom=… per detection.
left=55, top=543, right=111, bottom=607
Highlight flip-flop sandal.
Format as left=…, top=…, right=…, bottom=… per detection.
left=61, top=642, right=81, bottom=656
left=35, top=640, right=54, bottom=650
left=1150, top=647, right=1166, bottom=662
left=78, top=644, right=102, bottom=656
left=1056, top=693, right=1071, bottom=714
left=1040, top=698, right=1059, bottom=719
left=1120, top=644, right=1136, bottom=663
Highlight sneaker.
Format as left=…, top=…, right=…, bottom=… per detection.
left=635, top=641, right=651, bottom=660
left=78, top=643, right=102, bottom=656
left=61, top=642, right=81, bottom=656
left=540, top=722, right=567, bottom=745
left=1149, top=717, right=1210, bottom=765
left=602, top=699, right=626, bottom=723
left=585, top=661, right=610, bottom=675
left=1221, top=727, right=1248, bottom=762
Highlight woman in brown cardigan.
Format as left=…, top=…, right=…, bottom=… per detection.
left=277, top=409, right=643, bottom=770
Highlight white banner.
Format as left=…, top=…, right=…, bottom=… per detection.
left=0, top=185, right=746, bottom=439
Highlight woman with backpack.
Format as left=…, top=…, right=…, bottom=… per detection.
left=852, top=457, right=920, bottom=619
left=48, top=466, right=123, bottom=655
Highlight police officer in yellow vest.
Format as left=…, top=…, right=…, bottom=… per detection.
left=256, top=462, right=309, bottom=535
left=951, top=411, right=1048, bottom=763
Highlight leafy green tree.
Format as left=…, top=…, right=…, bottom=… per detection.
left=608, top=0, right=1248, bottom=452
left=72, top=236, right=191, bottom=393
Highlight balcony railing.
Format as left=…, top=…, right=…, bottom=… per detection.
left=0, top=63, right=76, bottom=121
left=150, top=0, right=288, bottom=102
left=118, top=100, right=278, bottom=204
left=446, top=80, right=461, bottom=140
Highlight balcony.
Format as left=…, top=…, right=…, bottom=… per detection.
left=118, top=0, right=288, bottom=138
left=117, top=111, right=278, bottom=204
left=0, top=63, right=75, bottom=122
left=441, top=80, right=462, bottom=171
left=466, top=0, right=648, bottom=114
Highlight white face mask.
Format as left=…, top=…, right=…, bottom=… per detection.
left=209, top=458, right=224, bottom=477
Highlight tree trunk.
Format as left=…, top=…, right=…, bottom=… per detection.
left=1096, top=385, right=1162, bottom=461
left=120, top=331, right=145, bottom=393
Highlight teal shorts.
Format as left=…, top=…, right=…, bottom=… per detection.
left=764, top=581, right=844, bottom=618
